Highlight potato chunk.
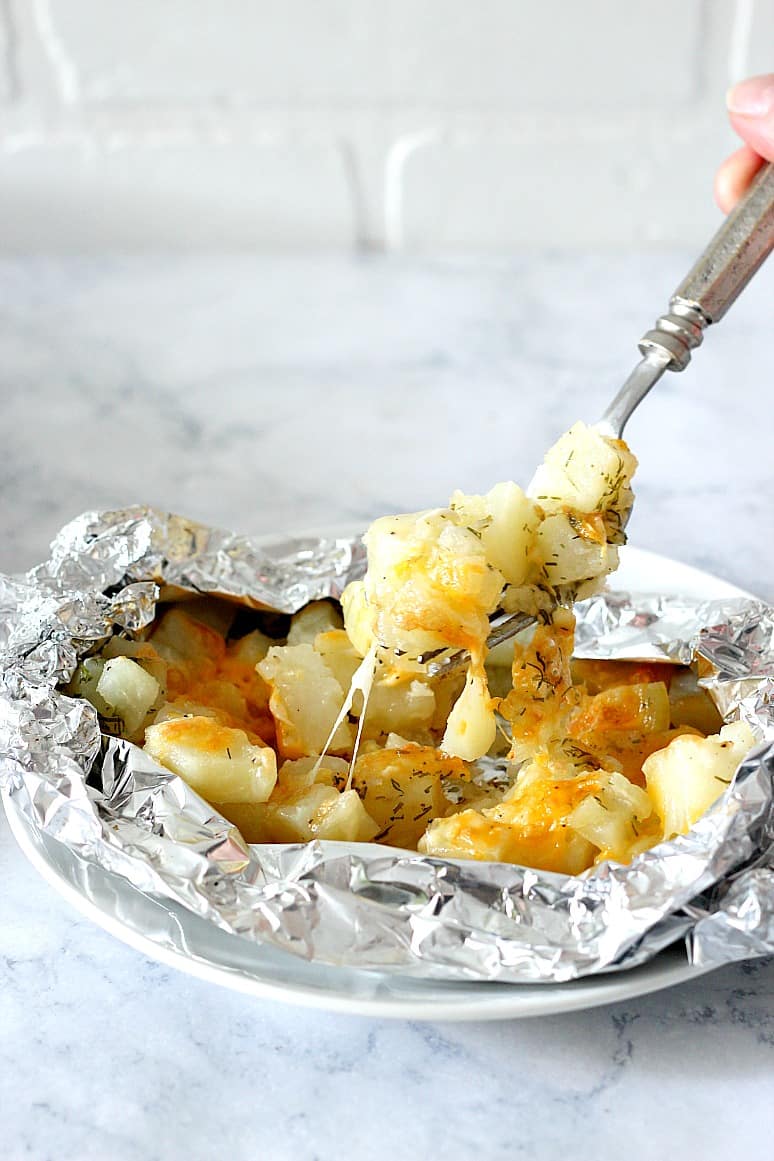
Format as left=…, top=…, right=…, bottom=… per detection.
left=269, top=785, right=378, bottom=843
left=569, top=682, right=671, bottom=742
left=644, top=720, right=755, bottom=840
left=277, top=754, right=350, bottom=785
left=567, top=770, right=655, bottom=862
left=96, top=656, right=161, bottom=741
left=351, top=746, right=467, bottom=848
left=225, top=628, right=274, bottom=668
left=287, top=600, right=343, bottom=645
left=420, top=760, right=598, bottom=873
left=101, top=637, right=168, bottom=694
left=535, top=510, right=617, bottom=589
left=449, top=480, right=538, bottom=587
left=220, top=784, right=378, bottom=844
left=313, top=630, right=362, bottom=692
left=144, top=716, right=277, bottom=804
left=149, top=607, right=227, bottom=697
left=151, top=607, right=227, bottom=667
left=349, top=510, right=504, bottom=663
left=257, top=644, right=353, bottom=759
left=528, top=421, right=637, bottom=543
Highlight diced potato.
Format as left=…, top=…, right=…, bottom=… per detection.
left=361, top=672, right=436, bottom=741
left=360, top=510, right=503, bottom=661
left=562, top=681, right=677, bottom=784
left=644, top=720, right=756, bottom=839
left=310, top=789, right=379, bottom=842
left=263, top=785, right=342, bottom=842
left=341, top=581, right=374, bottom=658
left=144, top=716, right=277, bottom=804
left=96, top=656, right=161, bottom=740
left=314, top=630, right=361, bottom=692
left=101, top=637, right=168, bottom=695
left=152, top=700, right=225, bottom=725
left=528, top=421, right=637, bottom=542
left=449, top=481, right=538, bottom=586
left=567, top=770, right=655, bottom=862
left=535, top=510, right=614, bottom=587
left=569, top=682, right=672, bottom=741
left=217, top=785, right=379, bottom=844
left=420, top=759, right=600, bottom=873
left=150, top=608, right=227, bottom=667
left=244, top=784, right=378, bottom=844
left=277, top=755, right=350, bottom=793
left=225, top=628, right=274, bottom=668
left=287, top=600, right=343, bottom=645
left=419, top=808, right=595, bottom=872
left=351, top=746, right=467, bottom=848
left=258, top=644, right=353, bottom=759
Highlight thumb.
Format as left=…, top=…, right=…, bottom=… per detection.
left=727, top=74, right=774, bottom=162
left=714, top=75, right=774, bottom=211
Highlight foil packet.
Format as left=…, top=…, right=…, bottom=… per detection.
left=1, top=505, right=774, bottom=984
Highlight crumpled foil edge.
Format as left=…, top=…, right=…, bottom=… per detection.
left=1, top=505, right=773, bottom=984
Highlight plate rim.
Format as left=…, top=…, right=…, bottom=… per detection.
left=2, top=543, right=755, bottom=1020
left=2, top=786, right=713, bottom=1020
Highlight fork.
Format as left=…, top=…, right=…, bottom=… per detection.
left=424, top=162, right=774, bottom=677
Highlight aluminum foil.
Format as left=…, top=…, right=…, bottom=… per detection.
left=2, top=505, right=774, bottom=984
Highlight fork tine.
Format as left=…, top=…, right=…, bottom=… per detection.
left=425, top=610, right=536, bottom=677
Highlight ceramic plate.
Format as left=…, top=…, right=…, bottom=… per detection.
left=2, top=545, right=753, bottom=1020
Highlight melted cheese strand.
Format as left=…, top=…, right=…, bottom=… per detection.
left=309, top=645, right=378, bottom=789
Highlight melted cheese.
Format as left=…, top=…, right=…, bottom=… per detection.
left=342, top=422, right=638, bottom=762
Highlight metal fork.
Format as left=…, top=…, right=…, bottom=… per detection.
left=424, top=162, right=774, bottom=677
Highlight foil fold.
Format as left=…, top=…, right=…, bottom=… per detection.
left=2, top=505, right=774, bottom=984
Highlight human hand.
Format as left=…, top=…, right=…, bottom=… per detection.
left=715, top=74, right=774, bottom=212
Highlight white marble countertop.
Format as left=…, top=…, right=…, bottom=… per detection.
left=1, top=254, right=774, bottom=1160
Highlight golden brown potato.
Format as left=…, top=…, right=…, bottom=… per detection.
left=218, top=784, right=378, bottom=844
left=350, top=746, right=468, bottom=848
left=144, top=716, right=277, bottom=804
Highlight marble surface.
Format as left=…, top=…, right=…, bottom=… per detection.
left=1, top=254, right=774, bottom=1160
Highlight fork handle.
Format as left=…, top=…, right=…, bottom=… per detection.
left=639, top=161, right=774, bottom=371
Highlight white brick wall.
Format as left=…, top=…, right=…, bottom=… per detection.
left=0, top=0, right=763, bottom=249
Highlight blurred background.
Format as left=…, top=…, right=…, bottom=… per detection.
left=2, top=0, right=772, bottom=600
left=0, top=0, right=768, bottom=250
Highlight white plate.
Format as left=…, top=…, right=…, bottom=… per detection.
left=2, top=545, right=755, bottom=1021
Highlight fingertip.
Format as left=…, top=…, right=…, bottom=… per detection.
left=728, top=112, right=774, bottom=164
left=714, top=166, right=733, bottom=214
left=726, top=74, right=774, bottom=117
left=714, top=145, right=766, bottom=212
